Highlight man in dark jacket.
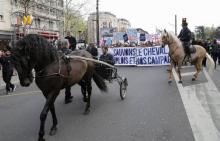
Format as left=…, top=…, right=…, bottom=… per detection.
left=86, top=43, right=98, bottom=59
left=0, top=50, right=16, bottom=94
left=65, top=31, right=77, bottom=51
left=99, top=46, right=115, bottom=80
left=211, top=39, right=220, bottom=69
left=99, top=46, right=115, bottom=65
left=57, top=39, right=73, bottom=104
left=178, top=18, right=192, bottom=59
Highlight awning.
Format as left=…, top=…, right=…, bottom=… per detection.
left=15, top=32, right=58, bottom=39
left=0, top=31, right=13, bottom=40
left=38, top=32, right=58, bottom=39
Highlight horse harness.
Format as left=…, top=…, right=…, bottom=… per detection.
left=35, top=54, right=72, bottom=78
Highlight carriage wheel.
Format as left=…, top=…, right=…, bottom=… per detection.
left=120, top=77, right=128, bottom=100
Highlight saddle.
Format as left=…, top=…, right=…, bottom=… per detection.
left=189, top=45, right=196, bottom=54
left=183, top=42, right=196, bottom=55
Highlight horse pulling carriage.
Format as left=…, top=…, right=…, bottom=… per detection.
left=11, top=34, right=128, bottom=141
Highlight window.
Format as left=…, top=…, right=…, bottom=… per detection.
left=49, top=21, right=54, bottom=30
left=58, top=0, right=63, bottom=7
left=0, top=14, right=3, bottom=21
left=0, top=2, right=4, bottom=21
left=109, top=22, right=112, bottom=28
left=35, top=18, right=41, bottom=28
left=102, top=22, right=107, bottom=28
left=50, top=0, right=56, bottom=7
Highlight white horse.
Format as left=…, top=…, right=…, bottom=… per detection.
left=161, top=30, right=214, bottom=83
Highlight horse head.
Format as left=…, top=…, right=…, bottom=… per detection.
left=11, top=35, right=36, bottom=87
left=161, top=29, right=170, bottom=48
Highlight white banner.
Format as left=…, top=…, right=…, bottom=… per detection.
left=98, top=46, right=170, bottom=66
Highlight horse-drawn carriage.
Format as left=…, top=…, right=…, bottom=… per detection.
left=95, top=62, right=128, bottom=100
left=67, top=55, right=128, bottom=100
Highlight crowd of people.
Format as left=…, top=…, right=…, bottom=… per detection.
left=0, top=25, right=219, bottom=96
left=108, top=41, right=161, bottom=48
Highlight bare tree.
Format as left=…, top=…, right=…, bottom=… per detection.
left=64, top=0, right=90, bottom=37
left=15, top=0, right=40, bottom=15
left=14, top=0, right=48, bottom=34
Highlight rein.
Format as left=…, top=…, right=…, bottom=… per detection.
left=66, top=55, right=116, bottom=68
left=167, top=36, right=179, bottom=63
left=169, top=45, right=178, bottom=59
left=34, top=55, right=116, bottom=79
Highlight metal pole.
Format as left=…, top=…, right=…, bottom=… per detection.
left=175, top=14, right=177, bottom=35
left=96, top=0, right=99, bottom=48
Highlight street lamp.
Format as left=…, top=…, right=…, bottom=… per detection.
left=96, top=0, right=99, bottom=48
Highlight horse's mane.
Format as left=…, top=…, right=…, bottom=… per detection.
left=16, top=34, right=58, bottom=62
left=166, top=31, right=182, bottom=48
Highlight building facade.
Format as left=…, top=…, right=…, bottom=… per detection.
left=0, top=0, right=64, bottom=48
left=87, top=11, right=131, bottom=44
left=0, top=0, right=13, bottom=43
left=117, top=18, right=131, bottom=32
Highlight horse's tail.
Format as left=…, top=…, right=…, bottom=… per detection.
left=93, top=71, right=108, bottom=92
left=206, top=53, right=215, bottom=74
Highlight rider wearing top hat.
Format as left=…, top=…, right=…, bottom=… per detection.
left=178, top=18, right=192, bottom=60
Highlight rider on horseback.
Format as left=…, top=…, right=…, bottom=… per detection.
left=178, top=18, right=192, bottom=61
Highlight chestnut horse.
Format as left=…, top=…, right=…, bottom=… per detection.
left=161, top=30, right=214, bottom=83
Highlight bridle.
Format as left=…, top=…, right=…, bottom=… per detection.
left=162, top=34, right=179, bottom=62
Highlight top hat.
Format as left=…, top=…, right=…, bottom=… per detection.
left=182, top=18, right=188, bottom=26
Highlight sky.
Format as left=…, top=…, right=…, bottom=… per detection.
left=82, top=0, right=220, bottom=34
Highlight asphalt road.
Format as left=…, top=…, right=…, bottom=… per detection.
left=1, top=66, right=217, bottom=141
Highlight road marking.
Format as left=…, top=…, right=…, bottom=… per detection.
left=0, top=90, right=41, bottom=98
left=181, top=72, right=196, bottom=76
left=173, top=69, right=220, bottom=141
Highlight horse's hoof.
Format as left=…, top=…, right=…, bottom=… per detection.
left=178, top=80, right=183, bottom=84
left=84, top=109, right=90, bottom=115
left=83, top=98, right=88, bottom=102
left=168, top=80, right=172, bottom=84
left=38, top=138, right=45, bottom=141
left=49, top=127, right=57, bottom=136
left=192, top=78, right=196, bottom=81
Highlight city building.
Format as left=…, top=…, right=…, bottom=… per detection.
left=0, top=0, right=64, bottom=49
left=118, top=18, right=131, bottom=32
left=0, top=0, right=13, bottom=49
left=87, top=11, right=131, bottom=44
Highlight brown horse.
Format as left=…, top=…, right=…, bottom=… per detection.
left=11, top=34, right=107, bottom=141
left=161, top=30, right=214, bottom=83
